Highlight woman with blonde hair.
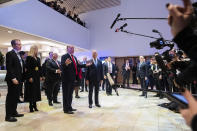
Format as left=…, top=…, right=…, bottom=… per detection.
left=24, top=45, right=42, bottom=112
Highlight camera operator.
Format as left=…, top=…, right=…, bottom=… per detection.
left=167, top=0, right=197, bottom=130
left=154, top=52, right=171, bottom=98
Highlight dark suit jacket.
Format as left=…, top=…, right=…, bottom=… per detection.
left=122, top=63, right=132, bottom=76
left=136, top=62, right=148, bottom=78
left=86, top=59, right=104, bottom=82
left=103, top=62, right=115, bottom=77
left=5, top=50, right=24, bottom=82
left=61, top=53, right=85, bottom=82
left=46, top=59, right=61, bottom=81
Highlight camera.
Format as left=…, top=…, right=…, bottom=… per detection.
left=150, top=38, right=165, bottom=49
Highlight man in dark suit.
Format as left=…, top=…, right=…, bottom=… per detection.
left=41, top=51, right=53, bottom=91
left=122, top=60, right=131, bottom=88
left=46, top=53, right=61, bottom=106
left=137, top=56, right=148, bottom=98
left=132, top=63, right=138, bottom=84
left=61, top=46, right=87, bottom=114
left=86, top=50, right=103, bottom=108
left=5, top=39, right=24, bottom=122
left=104, top=57, right=118, bottom=96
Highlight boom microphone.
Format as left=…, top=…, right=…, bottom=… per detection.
left=152, top=29, right=159, bottom=33
left=115, top=23, right=128, bottom=32
left=120, top=23, right=128, bottom=30
left=110, top=13, right=120, bottom=29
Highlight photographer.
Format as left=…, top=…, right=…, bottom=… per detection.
left=167, top=0, right=197, bottom=130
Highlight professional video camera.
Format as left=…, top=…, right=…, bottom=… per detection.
left=150, top=38, right=175, bottom=62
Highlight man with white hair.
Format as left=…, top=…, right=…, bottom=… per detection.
left=45, top=53, right=61, bottom=106
left=137, top=56, right=148, bottom=98
left=86, top=50, right=103, bottom=108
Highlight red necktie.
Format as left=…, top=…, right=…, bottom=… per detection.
left=71, top=55, right=78, bottom=75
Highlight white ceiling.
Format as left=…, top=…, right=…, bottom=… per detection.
left=0, top=25, right=88, bottom=55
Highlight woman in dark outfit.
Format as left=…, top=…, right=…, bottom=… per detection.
left=24, top=45, right=42, bottom=112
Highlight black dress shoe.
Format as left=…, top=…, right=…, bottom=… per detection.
left=5, top=117, right=17, bottom=122
left=64, top=111, right=74, bottom=114
left=115, top=90, right=119, bottom=96
left=53, top=101, right=61, bottom=104
left=70, top=108, right=77, bottom=111
left=33, top=107, right=39, bottom=111
left=75, top=96, right=80, bottom=98
left=89, top=105, right=92, bottom=108
left=140, top=94, right=145, bottom=96
left=49, top=101, right=53, bottom=106
left=85, top=90, right=88, bottom=92
left=29, top=106, right=34, bottom=112
left=12, top=113, right=24, bottom=117
left=95, top=104, right=101, bottom=107
left=80, top=90, right=84, bottom=92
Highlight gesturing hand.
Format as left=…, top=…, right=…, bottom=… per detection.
left=86, top=62, right=92, bottom=67
left=56, top=69, right=61, bottom=74
left=12, top=79, right=19, bottom=85
left=29, top=78, right=33, bottom=83
left=167, top=0, right=193, bottom=37
left=65, top=58, right=72, bottom=66
left=180, top=90, right=197, bottom=126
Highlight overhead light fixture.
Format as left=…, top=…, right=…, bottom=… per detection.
left=7, top=30, right=13, bottom=34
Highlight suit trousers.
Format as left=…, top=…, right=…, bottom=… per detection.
left=62, top=81, right=75, bottom=111
left=81, top=72, right=88, bottom=91
left=46, top=79, right=60, bottom=102
left=5, top=80, right=21, bottom=117
left=102, top=79, right=106, bottom=90
left=123, top=72, right=130, bottom=87
left=88, top=81, right=99, bottom=105
left=139, top=77, right=147, bottom=95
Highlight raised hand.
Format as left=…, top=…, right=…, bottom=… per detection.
left=167, top=0, right=193, bottom=36
left=65, top=58, right=72, bottom=66
left=180, top=90, right=197, bottom=126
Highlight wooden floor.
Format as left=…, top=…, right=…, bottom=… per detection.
left=0, top=87, right=191, bottom=131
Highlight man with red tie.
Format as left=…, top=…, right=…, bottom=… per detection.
left=61, top=46, right=87, bottom=114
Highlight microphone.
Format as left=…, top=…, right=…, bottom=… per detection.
left=120, top=23, right=128, bottom=30
left=115, top=23, right=127, bottom=32
left=152, top=29, right=159, bottom=33
left=110, top=13, right=120, bottom=29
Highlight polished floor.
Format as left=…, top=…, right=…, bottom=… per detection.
left=0, top=87, right=191, bottom=131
